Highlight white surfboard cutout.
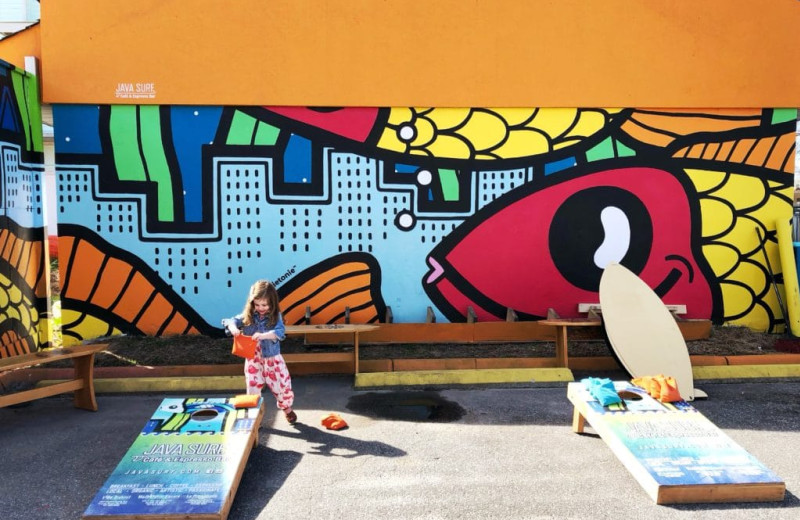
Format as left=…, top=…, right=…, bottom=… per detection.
left=599, top=263, right=695, bottom=401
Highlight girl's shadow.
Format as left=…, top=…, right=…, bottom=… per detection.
left=266, top=421, right=407, bottom=458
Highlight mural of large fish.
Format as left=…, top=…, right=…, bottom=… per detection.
left=51, top=102, right=796, bottom=340
left=424, top=110, right=796, bottom=331
left=423, top=165, right=716, bottom=322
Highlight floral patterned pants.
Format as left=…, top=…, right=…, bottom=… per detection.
left=245, top=351, right=294, bottom=411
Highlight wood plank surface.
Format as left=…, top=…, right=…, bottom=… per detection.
left=0, top=344, right=107, bottom=372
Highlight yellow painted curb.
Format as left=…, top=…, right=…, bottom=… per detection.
left=354, top=368, right=574, bottom=388
left=693, top=364, right=800, bottom=380
left=38, top=376, right=246, bottom=394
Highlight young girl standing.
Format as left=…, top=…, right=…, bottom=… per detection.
left=225, top=280, right=297, bottom=424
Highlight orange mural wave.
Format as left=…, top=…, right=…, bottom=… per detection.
left=280, top=256, right=383, bottom=326
left=620, top=109, right=764, bottom=149
left=60, top=235, right=202, bottom=337
left=674, top=132, right=796, bottom=174
left=0, top=329, right=29, bottom=358
left=0, top=228, right=47, bottom=299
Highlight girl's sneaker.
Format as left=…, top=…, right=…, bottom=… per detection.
left=285, top=410, right=297, bottom=424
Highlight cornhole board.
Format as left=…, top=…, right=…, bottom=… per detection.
left=83, top=396, right=264, bottom=520
left=567, top=381, right=785, bottom=504
left=775, top=219, right=800, bottom=336
left=599, top=263, right=695, bottom=401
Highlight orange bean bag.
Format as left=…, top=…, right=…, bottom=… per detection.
left=233, top=394, right=260, bottom=408
left=321, top=413, right=348, bottom=430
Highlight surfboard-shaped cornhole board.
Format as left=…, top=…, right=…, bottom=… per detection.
left=599, top=263, right=695, bottom=401
left=83, top=396, right=263, bottom=520
left=775, top=219, right=800, bottom=336
left=568, top=381, right=785, bottom=504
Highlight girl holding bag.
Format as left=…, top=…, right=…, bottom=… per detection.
left=225, top=280, right=297, bottom=424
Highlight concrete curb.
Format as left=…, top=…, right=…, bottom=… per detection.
left=354, top=367, right=574, bottom=389
left=32, top=364, right=800, bottom=393
left=92, top=376, right=246, bottom=393
left=693, top=364, right=800, bottom=380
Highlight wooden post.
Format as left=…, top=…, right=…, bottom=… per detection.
left=426, top=307, right=436, bottom=323
left=385, top=306, right=393, bottom=323
left=554, top=325, right=568, bottom=368
left=506, top=308, right=518, bottom=322
left=344, top=307, right=351, bottom=324
left=467, top=306, right=477, bottom=323
left=304, top=306, right=311, bottom=325
left=571, top=407, right=586, bottom=434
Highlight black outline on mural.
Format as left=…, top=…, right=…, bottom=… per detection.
left=58, top=223, right=222, bottom=340
left=277, top=252, right=387, bottom=326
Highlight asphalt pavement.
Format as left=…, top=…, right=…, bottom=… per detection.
left=1, top=376, right=799, bottom=520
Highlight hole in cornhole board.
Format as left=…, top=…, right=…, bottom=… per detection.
left=191, top=409, right=220, bottom=421
left=617, top=390, right=643, bottom=401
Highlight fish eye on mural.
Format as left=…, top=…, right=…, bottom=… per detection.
left=549, top=186, right=653, bottom=291
left=593, top=206, right=631, bottom=268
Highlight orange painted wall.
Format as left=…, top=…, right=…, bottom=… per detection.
left=0, top=24, right=40, bottom=70
left=40, top=0, right=800, bottom=107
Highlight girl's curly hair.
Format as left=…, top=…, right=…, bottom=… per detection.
left=241, top=280, right=281, bottom=326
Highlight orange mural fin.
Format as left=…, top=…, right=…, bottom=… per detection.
left=278, top=253, right=387, bottom=325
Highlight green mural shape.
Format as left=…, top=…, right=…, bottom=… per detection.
left=11, top=69, right=43, bottom=153
left=139, top=106, right=174, bottom=222
left=110, top=106, right=147, bottom=181
left=227, top=110, right=279, bottom=145
left=771, top=108, right=798, bottom=125
left=586, top=137, right=636, bottom=162
left=254, top=121, right=280, bottom=145
left=439, top=169, right=459, bottom=201
left=109, top=105, right=174, bottom=221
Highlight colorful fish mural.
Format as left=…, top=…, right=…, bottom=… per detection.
left=423, top=165, right=716, bottom=322
left=50, top=102, right=797, bottom=343
left=0, top=60, right=48, bottom=356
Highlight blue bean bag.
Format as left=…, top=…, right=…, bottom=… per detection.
left=581, top=377, right=622, bottom=406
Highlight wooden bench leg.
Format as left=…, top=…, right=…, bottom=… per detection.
left=353, top=332, right=360, bottom=375
left=554, top=325, right=569, bottom=368
left=572, top=406, right=586, bottom=434
left=73, top=353, right=99, bottom=411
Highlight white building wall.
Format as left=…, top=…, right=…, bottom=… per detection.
left=43, top=138, right=57, bottom=236
left=0, top=0, right=39, bottom=21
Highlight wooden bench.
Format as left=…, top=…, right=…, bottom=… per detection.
left=540, top=305, right=692, bottom=368
left=0, top=344, right=107, bottom=411
left=285, top=324, right=379, bottom=374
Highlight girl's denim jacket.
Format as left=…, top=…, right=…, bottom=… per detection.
left=231, top=312, right=286, bottom=358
